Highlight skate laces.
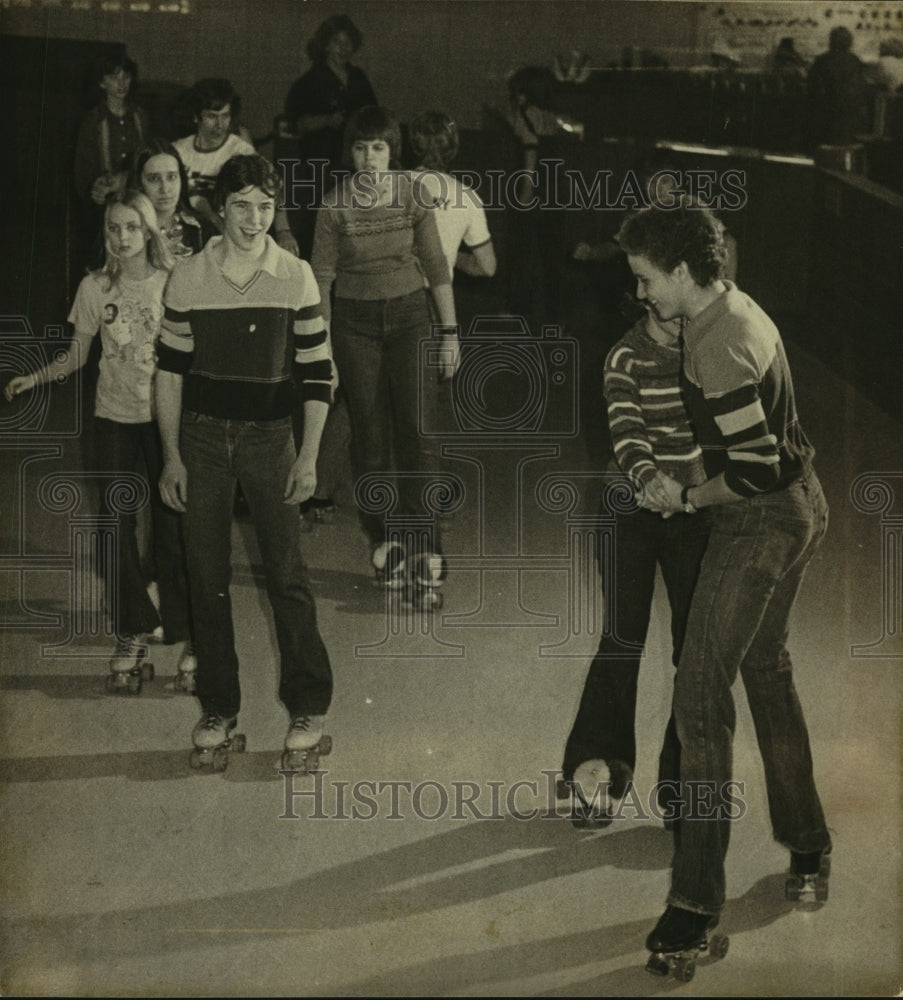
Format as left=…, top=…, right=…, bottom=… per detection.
left=114, top=633, right=142, bottom=654
left=289, top=715, right=314, bottom=733
left=198, top=713, right=227, bottom=732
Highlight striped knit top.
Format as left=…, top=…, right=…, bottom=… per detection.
left=682, top=282, right=813, bottom=496
left=156, top=235, right=333, bottom=421
left=604, top=318, right=705, bottom=489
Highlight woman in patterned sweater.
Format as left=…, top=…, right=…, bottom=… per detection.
left=560, top=305, right=710, bottom=826
left=311, top=106, right=458, bottom=606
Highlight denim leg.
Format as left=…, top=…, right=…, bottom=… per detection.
left=669, top=479, right=828, bottom=915
left=739, top=478, right=831, bottom=854
left=181, top=413, right=240, bottom=717
left=656, top=511, right=712, bottom=794
left=332, top=299, right=393, bottom=546
left=234, top=419, right=333, bottom=717
left=93, top=417, right=160, bottom=636
left=140, top=421, right=191, bottom=643
left=562, top=506, right=662, bottom=780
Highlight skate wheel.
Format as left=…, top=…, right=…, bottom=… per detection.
left=173, top=671, right=196, bottom=694
left=189, top=749, right=205, bottom=770
left=127, top=674, right=142, bottom=695
left=645, top=953, right=669, bottom=977
left=709, top=933, right=729, bottom=959
left=231, top=733, right=247, bottom=753
left=281, top=749, right=313, bottom=773
left=815, top=880, right=829, bottom=902
left=674, top=956, right=695, bottom=982
left=212, top=748, right=229, bottom=772
left=318, top=734, right=333, bottom=756
left=141, top=661, right=155, bottom=682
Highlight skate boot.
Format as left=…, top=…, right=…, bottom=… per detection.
left=372, top=541, right=407, bottom=590
left=105, top=634, right=155, bottom=695
left=785, top=848, right=830, bottom=902
left=300, top=496, right=337, bottom=525
left=645, top=906, right=729, bottom=982
left=279, top=714, right=332, bottom=773
left=189, top=713, right=246, bottom=772
left=565, top=758, right=633, bottom=829
left=408, top=551, right=447, bottom=610
left=169, top=641, right=197, bottom=694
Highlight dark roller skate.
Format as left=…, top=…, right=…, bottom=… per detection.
left=105, top=634, right=155, bottom=695
left=785, top=848, right=831, bottom=902
left=168, top=641, right=197, bottom=694
left=407, top=551, right=447, bottom=611
left=279, top=714, right=331, bottom=773
left=189, top=713, right=246, bottom=772
left=300, top=496, right=337, bottom=525
left=645, top=906, right=729, bottom=982
left=562, top=758, right=633, bottom=829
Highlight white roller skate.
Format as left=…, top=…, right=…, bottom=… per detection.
left=169, top=641, right=197, bottom=694
left=566, top=758, right=634, bottom=829
left=785, top=849, right=831, bottom=902
left=189, top=713, right=245, bottom=772
left=372, top=541, right=407, bottom=589
left=105, top=634, right=155, bottom=695
left=408, top=551, right=447, bottom=610
left=279, top=714, right=332, bottom=773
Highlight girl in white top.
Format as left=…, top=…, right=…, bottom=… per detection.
left=5, top=191, right=190, bottom=690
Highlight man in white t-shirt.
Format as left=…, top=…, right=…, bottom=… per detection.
left=173, top=78, right=297, bottom=254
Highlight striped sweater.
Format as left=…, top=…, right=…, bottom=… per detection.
left=156, top=235, right=333, bottom=421
left=682, top=282, right=814, bottom=496
left=604, top=319, right=705, bottom=488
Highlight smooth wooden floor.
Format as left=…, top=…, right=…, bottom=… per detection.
left=1, top=250, right=901, bottom=996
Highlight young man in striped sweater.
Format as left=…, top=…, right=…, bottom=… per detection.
left=560, top=304, right=710, bottom=826
left=156, top=154, right=334, bottom=768
left=618, top=202, right=831, bottom=967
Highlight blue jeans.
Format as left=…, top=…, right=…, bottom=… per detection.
left=93, top=417, right=190, bottom=641
left=331, top=289, right=441, bottom=552
left=669, top=471, right=831, bottom=915
left=180, top=412, right=332, bottom=720
left=563, top=501, right=711, bottom=789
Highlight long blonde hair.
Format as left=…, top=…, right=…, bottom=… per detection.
left=95, top=188, right=174, bottom=290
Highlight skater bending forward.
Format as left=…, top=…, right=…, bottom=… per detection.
left=156, top=153, right=334, bottom=766
left=561, top=305, right=710, bottom=824
left=618, top=201, right=831, bottom=967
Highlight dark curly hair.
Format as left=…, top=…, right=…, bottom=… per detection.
left=617, top=201, right=727, bottom=286
left=128, top=137, right=194, bottom=218
left=213, top=154, right=282, bottom=212
left=188, top=78, right=242, bottom=120
left=307, top=14, right=364, bottom=63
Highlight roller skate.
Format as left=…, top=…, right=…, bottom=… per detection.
left=189, top=713, right=246, bottom=772
left=372, top=541, right=407, bottom=590
left=279, top=714, right=332, bottom=773
left=407, top=551, right=447, bottom=611
left=558, top=758, right=633, bottom=829
left=105, top=633, right=155, bottom=695
left=785, top=848, right=831, bottom=903
left=300, top=496, right=337, bottom=525
left=645, top=906, right=729, bottom=982
left=169, top=641, right=197, bottom=694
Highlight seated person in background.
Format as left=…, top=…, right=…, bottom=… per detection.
left=173, top=78, right=297, bottom=253
left=807, top=26, right=870, bottom=146
left=769, top=37, right=807, bottom=77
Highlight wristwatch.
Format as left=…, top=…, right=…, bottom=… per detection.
left=680, top=485, right=697, bottom=514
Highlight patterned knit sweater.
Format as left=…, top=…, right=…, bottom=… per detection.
left=604, top=318, right=705, bottom=489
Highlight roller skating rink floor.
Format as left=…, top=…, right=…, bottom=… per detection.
left=1, top=323, right=901, bottom=996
